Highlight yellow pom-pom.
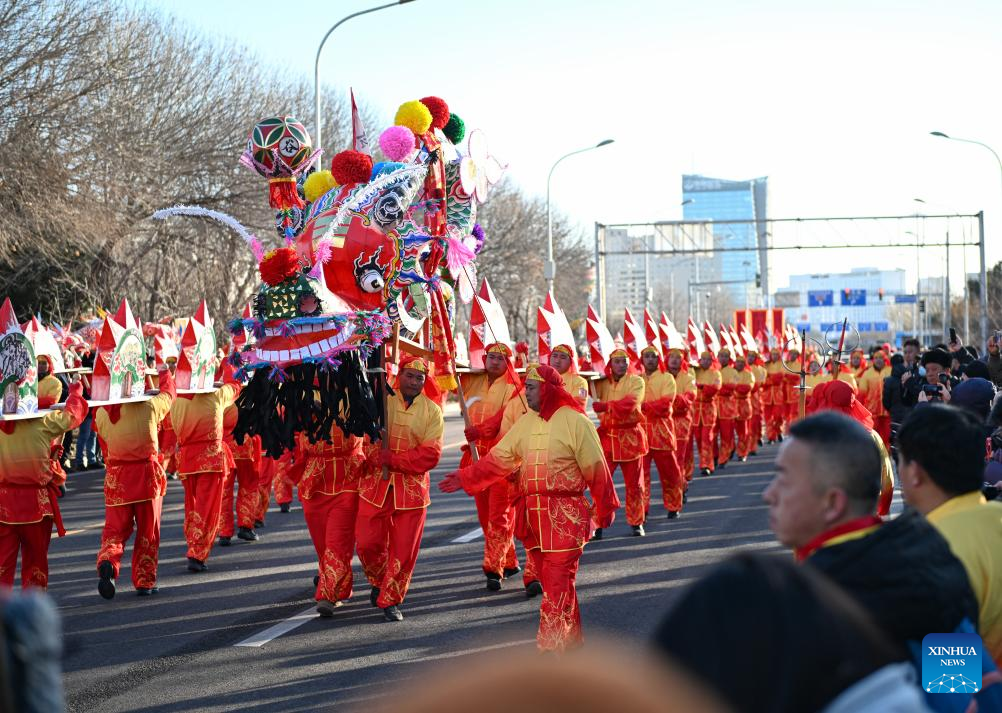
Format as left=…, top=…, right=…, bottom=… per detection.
left=303, top=170, right=338, bottom=203
left=394, top=100, right=433, bottom=135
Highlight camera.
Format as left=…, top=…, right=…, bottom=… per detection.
left=922, top=383, right=943, bottom=399
left=984, top=482, right=1001, bottom=501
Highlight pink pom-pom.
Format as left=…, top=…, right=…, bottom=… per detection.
left=379, top=125, right=416, bottom=162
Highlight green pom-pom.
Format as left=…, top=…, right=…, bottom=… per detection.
left=443, top=113, right=465, bottom=144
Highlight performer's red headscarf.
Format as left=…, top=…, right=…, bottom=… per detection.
left=807, top=379, right=874, bottom=430
left=640, top=345, right=665, bottom=373
left=550, top=343, right=579, bottom=374
left=528, top=363, right=585, bottom=421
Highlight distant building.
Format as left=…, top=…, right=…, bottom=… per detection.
left=777, top=267, right=907, bottom=339
left=682, top=174, right=768, bottom=306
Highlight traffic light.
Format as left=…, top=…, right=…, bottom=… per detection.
left=919, top=299, right=926, bottom=314
left=755, top=273, right=761, bottom=288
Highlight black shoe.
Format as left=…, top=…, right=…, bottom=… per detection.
left=749, top=451, right=758, bottom=457
left=136, top=586, right=159, bottom=596
left=682, top=490, right=688, bottom=504
left=591, top=528, right=603, bottom=541
left=279, top=502, right=291, bottom=513
left=757, top=439, right=764, bottom=447
left=700, top=468, right=712, bottom=477
left=313, top=574, right=320, bottom=588
left=98, top=561, right=116, bottom=600
left=237, top=527, right=259, bottom=542
left=632, top=524, right=646, bottom=537
left=218, top=536, right=232, bottom=547
left=370, top=587, right=380, bottom=607
left=382, top=605, right=404, bottom=622
left=739, top=455, right=747, bottom=462
left=503, top=565, right=522, bottom=578
left=667, top=511, right=679, bottom=520
left=254, top=519, right=265, bottom=529
left=486, top=573, right=502, bottom=591
left=317, top=599, right=340, bottom=618
left=167, top=472, right=178, bottom=480
left=525, top=580, right=543, bottom=599
left=776, top=435, right=783, bottom=442
left=187, top=557, right=207, bottom=572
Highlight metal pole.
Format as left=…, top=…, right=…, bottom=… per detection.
left=943, top=229, right=950, bottom=343
left=595, top=223, right=606, bottom=317
left=963, top=242, right=970, bottom=341
left=314, top=1, right=408, bottom=152
left=979, top=211, right=989, bottom=346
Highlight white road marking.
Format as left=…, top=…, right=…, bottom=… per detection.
left=451, top=527, right=483, bottom=543
left=233, top=607, right=317, bottom=648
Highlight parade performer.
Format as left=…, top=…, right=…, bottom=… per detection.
left=807, top=379, right=895, bottom=516
left=593, top=349, right=648, bottom=536
left=356, top=354, right=444, bottom=621
left=538, top=293, right=588, bottom=407
left=763, top=347, right=786, bottom=442
left=460, top=327, right=523, bottom=589
left=784, top=345, right=803, bottom=427
left=716, top=347, right=739, bottom=467
left=748, top=348, right=767, bottom=454
left=153, top=338, right=179, bottom=478
left=640, top=346, right=684, bottom=518
left=218, top=400, right=261, bottom=545
left=692, top=350, right=722, bottom=476
left=288, top=419, right=363, bottom=616
left=0, top=298, right=87, bottom=588
left=850, top=347, right=868, bottom=381
left=93, top=367, right=175, bottom=598
left=732, top=352, right=756, bottom=461
left=169, top=302, right=240, bottom=572
left=439, top=364, right=620, bottom=652
left=857, top=349, right=892, bottom=449
left=665, top=346, right=696, bottom=484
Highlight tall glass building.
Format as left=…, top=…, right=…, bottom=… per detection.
left=682, top=174, right=768, bottom=307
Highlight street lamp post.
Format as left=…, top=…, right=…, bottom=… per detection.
left=314, top=1, right=415, bottom=153
left=547, top=139, right=614, bottom=295
left=930, top=131, right=999, bottom=344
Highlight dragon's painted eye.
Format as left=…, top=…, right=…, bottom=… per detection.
left=359, top=270, right=385, bottom=293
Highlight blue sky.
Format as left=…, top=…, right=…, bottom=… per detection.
left=142, top=0, right=1002, bottom=291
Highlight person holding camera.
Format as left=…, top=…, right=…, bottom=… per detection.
left=902, top=348, right=955, bottom=407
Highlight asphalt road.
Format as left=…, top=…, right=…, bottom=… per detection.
left=51, top=413, right=784, bottom=713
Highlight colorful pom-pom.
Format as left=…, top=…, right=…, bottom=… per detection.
left=419, top=96, right=450, bottom=130
left=379, top=125, right=416, bottom=162
left=303, top=170, right=338, bottom=203
left=443, top=113, right=465, bottom=144
left=259, top=247, right=301, bottom=286
left=330, top=150, right=373, bottom=186
left=394, top=100, right=433, bottom=135
left=472, top=223, right=485, bottom=254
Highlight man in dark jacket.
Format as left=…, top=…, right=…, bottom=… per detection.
left=882, top=354, right=909, bottom=436
left=987, top=334, right=1002, bottom=388
left=764, top=412, right=979, bottom=655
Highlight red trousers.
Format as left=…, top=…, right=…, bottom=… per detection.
left=0, top=520, right=52, bottom=589
left=355, top=492, right=426, bottom=608
left=874, top=415, right=891, bottom=450
left=675, top=423, right=694, bottom=482
left=786, top=402, right=799, bottom=429
left=717, top=419, right=736, bottom=465
left=527, top=547, right=583, bottom=652
left=764, top=404, right=784, bottom=442
left=736, top=419, right=753, bottom=458
left=643, top=449, right=684, bottom=512
left=182, top=472, right=223, bottom=562
left=302, top=491, right=358, bottom=603
left=97, top=498, right=162, bottom=589
left=219, top=458, right=260, bottom=536
left=750, top=413, right=763, bottom=450
left=606, top=456, right=645, bottom=525
left=474, top=481, right=518, bottom=577
left=694, top=422, right=716, bottom=473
